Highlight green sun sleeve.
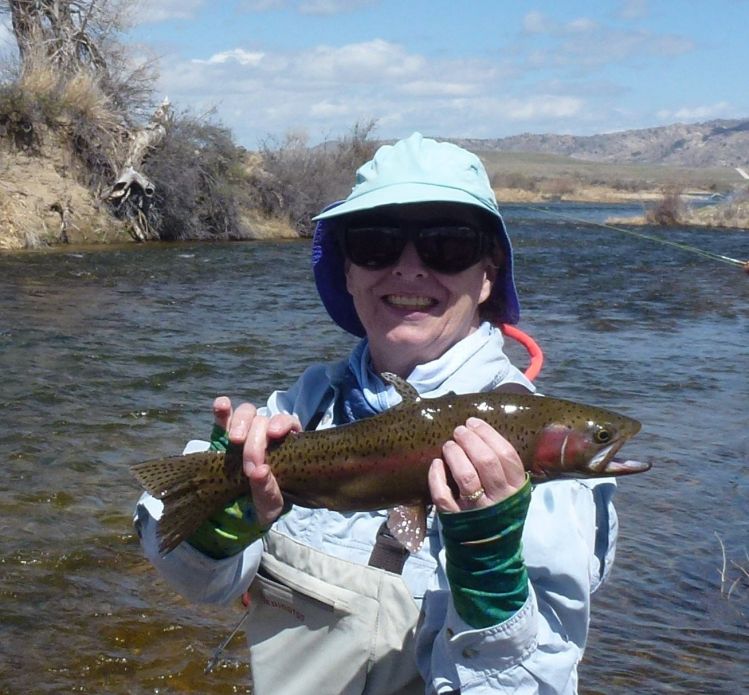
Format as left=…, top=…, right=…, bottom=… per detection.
left=438, top=475, right=532, bottom=628
left=185, top=425, right=269, bottom=559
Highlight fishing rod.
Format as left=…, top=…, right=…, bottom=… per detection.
left=204, top=602, right=252, bottom=674
left=533, top=206, right=748, bottom=270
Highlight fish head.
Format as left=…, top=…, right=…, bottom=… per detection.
left=529, top=410, right=648, bottom=479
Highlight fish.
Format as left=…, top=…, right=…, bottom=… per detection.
left=131, top=372, right=649, bottom=554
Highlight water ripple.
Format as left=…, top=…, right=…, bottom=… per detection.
left=1, top=217, right=747, bottom=693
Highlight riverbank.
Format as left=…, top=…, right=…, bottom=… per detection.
left=1, top=141, right=747, bottom=252
left=496, top=185, right=749, bottom=229
left=0, top=138, right=299, bottom=251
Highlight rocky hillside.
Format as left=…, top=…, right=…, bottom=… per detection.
left=455, top=118, right=749, bottom=168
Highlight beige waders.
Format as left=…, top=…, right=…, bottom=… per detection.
left=245, top=529, right=425, bottom=695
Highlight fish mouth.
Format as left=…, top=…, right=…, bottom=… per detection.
left=590, top=441, right=621, bottom=472
left=590, top=440, right=651, bottom=476
left=600, top=457, right=652, bottom=475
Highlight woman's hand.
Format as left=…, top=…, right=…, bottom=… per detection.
left=428, top=417, right=526, bottom=512
left=213, top=396, right=300, bottom=527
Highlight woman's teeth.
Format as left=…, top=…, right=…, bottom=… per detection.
left=385, top=294, right=436, bottom=309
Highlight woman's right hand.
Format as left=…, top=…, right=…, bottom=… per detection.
left=213, top=396, right=300, bottom=527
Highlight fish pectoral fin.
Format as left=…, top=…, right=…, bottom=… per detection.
left=386, top=504, right=427, bottom=553
left=380, top=372, right=420, bottom=404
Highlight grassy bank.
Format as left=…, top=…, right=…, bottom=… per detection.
left=475, top=150, right=749, bottom=230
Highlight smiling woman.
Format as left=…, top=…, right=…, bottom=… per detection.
left=336, top=202, right=499, bottom=376
left=136, top=132, right=621, bottom=695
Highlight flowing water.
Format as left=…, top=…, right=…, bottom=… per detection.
left=1, top=204, right=747, bottom=694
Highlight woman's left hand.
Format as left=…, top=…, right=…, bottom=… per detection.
left=428, top=417, right=526, bottom=512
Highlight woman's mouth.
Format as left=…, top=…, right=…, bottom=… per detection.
left=383, top=294, right=437, bottom=310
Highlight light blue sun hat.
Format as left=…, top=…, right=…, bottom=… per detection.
left=311, top=132, right=520, bottom=336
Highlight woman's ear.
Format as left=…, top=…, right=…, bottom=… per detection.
left=478, top=260, right=497, bottom=305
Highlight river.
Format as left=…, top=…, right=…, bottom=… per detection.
left=1, top=204, right=747, bottom=694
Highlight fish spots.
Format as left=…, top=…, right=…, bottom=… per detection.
left=132, top=389, right=641, bottom=554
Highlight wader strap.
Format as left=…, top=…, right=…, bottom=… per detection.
left=368, top=522, right=409, bottom=574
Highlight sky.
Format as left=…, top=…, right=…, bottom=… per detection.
left=2, top=0, right=749, bottom=148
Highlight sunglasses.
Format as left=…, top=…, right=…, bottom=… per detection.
left=340, top=222, right=494, bottom=275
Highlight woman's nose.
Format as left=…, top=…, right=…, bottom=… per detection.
left=392, top=241, right=427, bottom=277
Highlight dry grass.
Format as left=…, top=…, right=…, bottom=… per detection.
left=18, top=63, right=58, bottom=102
left=59, top=72, right=115, bottom=125
left=479, top=149, right=741, bottom=196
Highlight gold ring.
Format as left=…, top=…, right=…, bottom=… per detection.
left=460, top=487, right=485, bottom=502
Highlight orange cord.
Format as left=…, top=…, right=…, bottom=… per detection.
left=500, top=324, right=544, bottom=382
left=238, top=325, right=542, bottom=606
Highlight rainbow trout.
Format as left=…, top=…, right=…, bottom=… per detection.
left=132, top=373, right=648, bottom=554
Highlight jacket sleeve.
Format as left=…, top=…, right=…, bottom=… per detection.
left=134, top=440, right=265, bottom=605
left=133, top=362, right=341, bottom=604
left=415, top=479, right=617, bottom=694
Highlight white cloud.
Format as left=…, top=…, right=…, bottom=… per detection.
left=522, top=11, right=556, bottom=34
left=308, top=99, right=356, bottom=117
left=657, top=102, right=733, bottom=122
left=132, top=0, right=206, bottom=23
left=299, top=39, right=426, bottom=81
left=617, top=0, right=650, bottom=21
left=237, top=0, right=375, bottom=14
left=299, top=0, right=376, bottom=15
left=566, top=17, right=597, bottom=33
left=502, top=96, right=584, bottom=121
left=152, top=34, right=636, bottom=145
left=397, top=80, right=478, bottom=98
left=523, top=12, right=597, bottom=36
left=518, top=9, right=693, bottom=70
left=193, top=49, right=265, bottom=66
left=239, top=0, right=286, bottom=10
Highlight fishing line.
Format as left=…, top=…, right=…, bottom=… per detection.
left=204, top=604, right=252, bottom=674
left=533, top=206, right=747, bottom=269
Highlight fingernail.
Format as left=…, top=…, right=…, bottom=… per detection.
left=466, top=418, right=482, bottom=428
left=455, top=425, right=468, bottom=436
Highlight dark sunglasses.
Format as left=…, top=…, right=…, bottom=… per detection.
left=339, top=222, right=494, bottom=274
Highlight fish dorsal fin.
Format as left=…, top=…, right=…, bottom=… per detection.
left=380, top=372, right=420, bottom=404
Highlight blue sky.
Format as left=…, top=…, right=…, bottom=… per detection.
left=3, top=0, right=749, bottom=148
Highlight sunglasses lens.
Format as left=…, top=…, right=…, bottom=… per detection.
left=343, top=226, right=406, bottom=269
left=416, top=226, right=486, bottom=273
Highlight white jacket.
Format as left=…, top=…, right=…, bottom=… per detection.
left=136, top=325, right=617, bottom=694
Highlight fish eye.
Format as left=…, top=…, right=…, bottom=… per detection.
left=594, top=427, right=613, bottom=444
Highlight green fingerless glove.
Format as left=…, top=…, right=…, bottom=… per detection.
left=439, top=475, right=532, bottom=629
left=186, top=425, right=270, bottom=559
left=209, top=423, right=230, bottom=452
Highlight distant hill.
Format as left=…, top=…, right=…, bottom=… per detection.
left=453, top=118, right=749, bottom=168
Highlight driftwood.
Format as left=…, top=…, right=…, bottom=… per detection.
left=103, top=97, right=172, bottom=240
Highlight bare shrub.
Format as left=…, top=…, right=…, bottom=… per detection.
left=250, top=120, right=378, bottom=236
left=4, top=0, right=155, bottom=111
left=646, top=187, right=685, bottom=225
left=541, top=176, right=577, bottom=198
left=490, top=171, right=540, bottom=192
left=140, top=111, right=251, bottom=241
left=1, top=1, right=157, bottom=183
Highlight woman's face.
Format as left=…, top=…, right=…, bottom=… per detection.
left=343, top=203, right=498, bottom=377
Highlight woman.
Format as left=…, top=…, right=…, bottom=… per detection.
left=136, top=133, right=617, bottom=694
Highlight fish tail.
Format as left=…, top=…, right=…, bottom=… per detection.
left=131, top=453, right=226, bottom=554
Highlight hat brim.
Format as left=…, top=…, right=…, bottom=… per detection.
left=312, top=202, right=521, bottom=337
left=312, top=182, right=498, bottom=221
